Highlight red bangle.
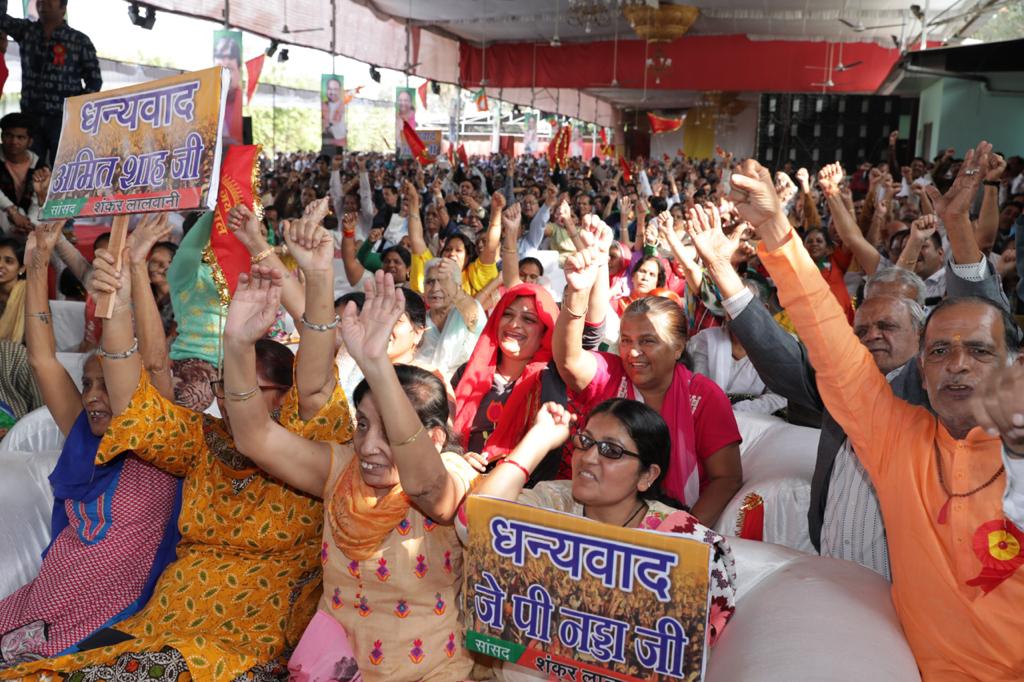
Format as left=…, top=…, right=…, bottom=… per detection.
left=499, top=458, right=531, bottom=481
left=342, top=229, right=356, bottom=239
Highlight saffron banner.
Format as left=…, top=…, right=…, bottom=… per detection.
left=42, top=67, right=227, bottom=220
left=464, top=496, right=713, bottom=682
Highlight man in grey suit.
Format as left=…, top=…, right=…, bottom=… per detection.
left=683, top=173, right=1011, bottom=579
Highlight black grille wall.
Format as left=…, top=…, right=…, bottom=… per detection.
left=755, top=94, right=918, bottom=172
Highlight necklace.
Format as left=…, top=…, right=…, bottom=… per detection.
left=584, top=501, right=647, bottom=528
left=934, top=444, right=1004, bottom=524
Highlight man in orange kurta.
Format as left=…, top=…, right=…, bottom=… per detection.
left=730, top=158, right=1023, bottom=681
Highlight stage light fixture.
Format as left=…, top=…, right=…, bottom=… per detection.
left=369, top=65, right=381, bottom=83
left=278, top=49, right=290, bottom=63
left=266, top=39, right=280, bottom=58
left=512, top=105, right=522, bottom=117
left=431, top=81, right=441, bottom=95
left=128, top=2, right=157, bottom=30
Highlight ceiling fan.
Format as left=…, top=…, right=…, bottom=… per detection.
left=806, top=42, right=862, bottom=72
left=809, top=43, right=843, bottom=91
left=282, top=0, right=323, bottom=34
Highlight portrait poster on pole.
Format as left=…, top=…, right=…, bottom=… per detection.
left=42, top=66, right=228, bottom=220
left=523, top=113, right=538, bottom=155
left=464, top=496, right=714, bottom=682
left=321, top=74, right=347, bottom=152
left=213, top=29, right=244, bottom=146
left=395, top=86, right=417, bottom=157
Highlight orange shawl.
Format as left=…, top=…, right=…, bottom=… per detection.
left=328, top=456, right=410, bottom=561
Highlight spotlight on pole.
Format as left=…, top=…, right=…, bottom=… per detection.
left=128, top=2, right=157, bottom=29
left=266, top=39, right=280, bottom=58
left=369, top=65, right=382, bottom=83
left=277, top=48, right=289, bottom=63
left=431, top=80, right=441, bottom=96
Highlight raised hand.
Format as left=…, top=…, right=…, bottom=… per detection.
left=817, top=162, right=845, bottom=197
left=88, top=247, right=132, bottom=308
left=32, top=167, right=51, bottom=202
left=227, top=204, right=265, bottom=249
left=985, top=152, right=1007, bottom=182
left=284, top=218, right=334, bottom=273
left=556, top=199, right=574, bottom=227
left=686, top=203, right=741, bottom=267
left=501, top=202, right=522, bottom=233
left=924, top=140, right=992, bottom=220
left=529, top=402, right=576, bottom=450
left=581, top=213, right=613, bottom=255
left=126, top=213, right=172, bottom=265
left=24, top=220, right=64, bottom=271
left=795, top=167, right=810, bottom=194
left=910, top=213, right=939, bottom=242
left=490, top=189, right=506, bottom=214
left=563, top=240, right=603, bottom=293
left=729, top=159, right=783, bottom=228
left=971, top=360, right=1024, bottom=454
left=888, top=130, right=899, bottom=147
left=402, top=179, right=420, bottom=210
left=340, top=269, right=406, bottom=366
left=224, top=266, right=284, bottom=346
left=302, top=195, right=331, bottom=226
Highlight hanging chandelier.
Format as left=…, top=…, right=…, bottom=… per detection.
left=623, top=4, right=700, bottom=42
left=566, top=0, right=650, bottom=35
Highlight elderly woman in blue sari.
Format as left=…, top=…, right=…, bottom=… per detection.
left=0, top=219, right=181, bottom=668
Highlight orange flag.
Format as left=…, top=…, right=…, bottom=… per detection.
left=401, top=120, right=435, bottom=166
left=647, top=112, right=683, bottom=134
left=343, top=86, right=363, bottom=105
left=209, top=145, right=261, bottom=295
left=245, top=54, right=264, bottom=105
left=417, top=81, right=429, bottom=109
left=457, top=144, right=468, bottom=166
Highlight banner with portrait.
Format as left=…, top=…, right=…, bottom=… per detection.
left=523, top=113, right=538, bottom=155
left=395, top=86, right=417, bottom=157
left=213, top=29, right=243, bottom=147
left=464, top=496, right=713, bottom=682
left=42, top=67, right=227, bottom=219
left=321, top=74, right=347, bottom=152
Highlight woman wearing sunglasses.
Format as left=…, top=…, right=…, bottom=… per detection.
left=461, top=398, right=736, bottom=653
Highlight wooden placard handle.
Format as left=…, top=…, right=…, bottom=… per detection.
left=93, top=213, right=131, bottom=320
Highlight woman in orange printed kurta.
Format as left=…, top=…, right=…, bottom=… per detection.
left=2, top=236, right=353, bottom=681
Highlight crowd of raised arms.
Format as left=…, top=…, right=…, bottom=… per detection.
left=0, top=110, right=1023, bottom=680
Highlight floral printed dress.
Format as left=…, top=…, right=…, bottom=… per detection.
left=317, top=446, right=478, bottom=682
left=2, top=372, right=353, bottom=682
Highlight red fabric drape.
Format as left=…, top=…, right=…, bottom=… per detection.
left=460, top=35, right=900, bottom=93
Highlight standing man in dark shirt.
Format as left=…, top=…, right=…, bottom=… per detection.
left=0, top=0, right=102, bottom=165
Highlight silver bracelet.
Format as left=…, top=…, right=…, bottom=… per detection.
left=300, top=314, right=340, bottom=332
left=96, top=337, right=139, bottom=360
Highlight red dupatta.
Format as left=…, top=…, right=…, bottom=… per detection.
left=453, top=284, right=560, bottom=456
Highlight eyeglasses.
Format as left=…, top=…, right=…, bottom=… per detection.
left=571, top=432, right=640, bottom=461
left=209, top=380, right=290, bottom=399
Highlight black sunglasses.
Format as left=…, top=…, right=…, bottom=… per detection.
left=571, top=432, right=640, bottom=461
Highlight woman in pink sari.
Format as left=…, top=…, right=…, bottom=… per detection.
left=553, top=243, right=743, bottom=526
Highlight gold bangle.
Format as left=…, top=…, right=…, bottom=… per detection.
left=562, top=303, right=587, bottom=319
left=250, top=246, right=275, bottom=265
left=226, top=386, right=259, bottom=401
left=390, top=424, right=424, bottom=447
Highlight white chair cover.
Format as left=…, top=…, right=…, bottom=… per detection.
left=0, top=406, right=65, bottom=453
left=0, top=449, right=60, bottom=600
left=714, top=412, right=820, bottom=553
left=56, top=352, right=88, bottom=392
left=50, top=300, right=86, bottom=352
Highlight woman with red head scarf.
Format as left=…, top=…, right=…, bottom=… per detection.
left=452, top=283, right=561, bottom=462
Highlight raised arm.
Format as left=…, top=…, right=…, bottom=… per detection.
left=340, top=212, right=367, bottom=286
left=345, top=270, right=470, bottom=522
left=406, top=180, right=428, bottom=256
left=88, top=248, right=142, bottom=417
left=125, top=214, right=175, bottom=400
left=925, top=141, right=992, bottom=266
left=553, top=242, right=603, bottom=393
left=501, top=202, right=523, bottom=290
left=285, top=217, right=341, bottom=421
left=222, top=267, right=332, bottom=497
left=472, top=403, right=573, bottom=501
left=660, top=209, right=703, bottom=292
left=226, top=203, right=305, bottom=323
left=894, top=214, right=939, bottom=271
left=581, top=214, right=613, bottom=326
left=478, top=190, right=504, bottom=266
left=819, top=162, right=881, bottom=274
left=24, top=222, right=81, bottom=435
left=975, top=152, right=1005, bottom=253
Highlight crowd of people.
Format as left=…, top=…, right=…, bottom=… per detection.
left=0, top=7, right=1021, bottom=680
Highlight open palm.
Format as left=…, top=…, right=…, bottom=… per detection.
left=224, top=267, right=283, bottom=345
left=127, top=213, right=172, bottom=265
left=687, top=204, right=741, bottom=266
left=730, top=159, right=782, bottom=227
left=340, top=270, right=405, bottom=365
